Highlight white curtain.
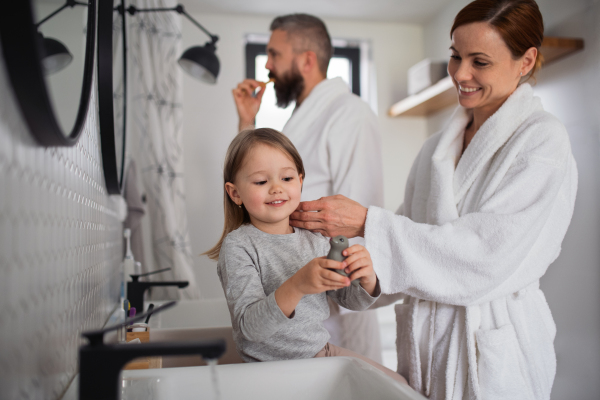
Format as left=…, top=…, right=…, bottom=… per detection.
left=127, top=0, right=200, bottom=299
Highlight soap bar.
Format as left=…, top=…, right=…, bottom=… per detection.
left=326, top=236, right=359, bottom=287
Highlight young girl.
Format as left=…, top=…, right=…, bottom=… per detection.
left=206, top=128, right=406, bottom=384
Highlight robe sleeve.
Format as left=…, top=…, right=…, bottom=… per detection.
left=365, top=135, right=576, bottom=306
left=326, top=100, right=384, bottom=208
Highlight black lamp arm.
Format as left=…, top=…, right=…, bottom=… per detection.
left=36, top=0, right=88, bottom=28
left=125, top=4, right=218, bottom=44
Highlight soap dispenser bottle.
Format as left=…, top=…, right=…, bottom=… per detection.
left=122, top=229, right=135, bottom=303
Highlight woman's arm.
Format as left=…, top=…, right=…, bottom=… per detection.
left=366, top=151, right=576, bottom=306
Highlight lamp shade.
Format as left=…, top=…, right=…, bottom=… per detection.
left=177, top=41, right=220, bottom=84
left=41, top=37, right=73, bottom=75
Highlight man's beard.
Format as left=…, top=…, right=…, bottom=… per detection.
left=270, top=64, right=304, bottom=108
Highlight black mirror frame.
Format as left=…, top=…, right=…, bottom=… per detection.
left=0, top=0, right=97, bottom=147
left=97, top=0, right=126, bottom=194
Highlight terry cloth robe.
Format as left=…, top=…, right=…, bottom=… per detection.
left=283, top=77, right=385, bottom=362
left=364, top=83, right=578, bottom=400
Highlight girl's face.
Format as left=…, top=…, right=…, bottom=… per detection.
left=448, top=22, right=535, bottom=115
left=226, top=143, right=303, bottom=234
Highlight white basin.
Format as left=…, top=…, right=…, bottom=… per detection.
left=121, top=357, right=424, bottom=400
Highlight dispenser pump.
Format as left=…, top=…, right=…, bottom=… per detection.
left=124, top=228, right=134, bottom=260
left=123, top=229, right=136, bottom=287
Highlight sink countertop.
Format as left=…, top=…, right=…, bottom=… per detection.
left=146, top=298, right=231, bottom=330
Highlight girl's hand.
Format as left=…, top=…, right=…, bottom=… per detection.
left=292, top=257, right=350, bottom=295
left=275, top=257, right=349, bottom=317
left=342, top=245, right=378, bottom=295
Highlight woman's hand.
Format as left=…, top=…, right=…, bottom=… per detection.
left=274, top=257, right=349, bottom=317
left=342, top=245, right=378, bottom=296
left=289, top=195, right=368, bottom=238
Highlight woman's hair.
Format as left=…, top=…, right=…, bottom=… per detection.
left=451, top=0, right=545, bottom=80
left=204, top=128, right=305, bottom=260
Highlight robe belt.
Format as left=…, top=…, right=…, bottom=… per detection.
left=407, top=297, right=438, bottom=396
left=408, top=281, right=540, bottom=399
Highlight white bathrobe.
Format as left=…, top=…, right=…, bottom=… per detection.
left=283, top=77, right=384, bottom=207
left=365, top=83, right=577, bottom=400
left=283, top=77, right=385, bottom=361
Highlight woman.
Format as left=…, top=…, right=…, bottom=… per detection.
left=290, top=1, right=578, bottom=399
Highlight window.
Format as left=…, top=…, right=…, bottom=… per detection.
left=245, top=42, right=361, bottom=131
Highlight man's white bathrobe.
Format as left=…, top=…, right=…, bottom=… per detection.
left=365, top=83, right=577, bottom=400
left=283, top=77, right=385, bottom=361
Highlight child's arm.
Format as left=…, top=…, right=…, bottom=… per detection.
left=218, top=238, right=307, bottom=343
left=274, top=257, right=350, bottom=317
left=328, top=244, right=381, bottom=310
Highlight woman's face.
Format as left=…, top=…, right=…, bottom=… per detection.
left=448, top=22, right=532, bottom=115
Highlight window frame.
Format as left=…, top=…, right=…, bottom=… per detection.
left=245, top=43, right=361, bottom=96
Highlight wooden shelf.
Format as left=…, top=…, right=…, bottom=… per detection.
left=388, top=76, right=455, bottom=117
left=388, top=36, right=584, bottom=117
left=540, top=37, right=584, bottom=65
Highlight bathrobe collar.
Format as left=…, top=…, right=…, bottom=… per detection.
left=429, top=84, right=542, bottom=225
left=284, top=77, right=350, bottom=132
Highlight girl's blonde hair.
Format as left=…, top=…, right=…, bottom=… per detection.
left=204, top=128, right=305, bottom=260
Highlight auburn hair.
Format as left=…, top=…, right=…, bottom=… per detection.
left=451, top=0, right=545, bottom=79
left=204, top=128, right=305, bottom=260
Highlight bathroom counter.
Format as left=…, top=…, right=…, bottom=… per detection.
left=146, top=298, right=231, bottom=330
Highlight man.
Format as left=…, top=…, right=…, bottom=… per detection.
left=232, top=14, right=384, bottom=363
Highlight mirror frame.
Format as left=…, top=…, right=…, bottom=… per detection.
left=0, top=0, right=97, bottom=146
left=97, top=0, right=126, bottom=194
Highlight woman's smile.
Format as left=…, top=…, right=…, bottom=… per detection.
left=459, top=84, right=482, bottom=95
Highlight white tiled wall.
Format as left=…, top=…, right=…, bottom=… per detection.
left=0, top=45, right=123, bottom=399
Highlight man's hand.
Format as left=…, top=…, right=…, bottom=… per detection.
left=290, top=195, right=368, bottom=238
left=232, top=79, right=265, bottom=132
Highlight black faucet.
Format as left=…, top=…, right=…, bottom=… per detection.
left=79, top=301, right=226, bottom=400
left=127, top=268, right=189, bottom=312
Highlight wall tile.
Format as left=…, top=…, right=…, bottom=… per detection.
left=0, top=39, right=123, bottom=399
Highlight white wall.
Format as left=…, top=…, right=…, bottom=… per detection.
left=423, top=1, right=600, bottom=398
left=180, top=13, right=428, bottom=299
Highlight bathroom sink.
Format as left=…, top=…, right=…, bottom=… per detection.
left=121, top=356, right=424, bottom=400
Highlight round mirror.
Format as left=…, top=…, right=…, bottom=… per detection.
left=0, top=0, right=96, bottom=146
left=97, top=0, right=126, bottom=194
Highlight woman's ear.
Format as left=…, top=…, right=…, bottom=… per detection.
left=225, top=182, right=242, bottom=206
left=521, top=47, right=537, bottom=76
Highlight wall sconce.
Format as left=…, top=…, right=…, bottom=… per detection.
left=36, top=0, right=88, bottom=75
left=125, top=4, right=220, bottom=84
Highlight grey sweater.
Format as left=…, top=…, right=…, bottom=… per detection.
left=217, top=224, right=380, bottom=362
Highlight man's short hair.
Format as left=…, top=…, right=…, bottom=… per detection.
left=270, top=14, right=333, bottom=76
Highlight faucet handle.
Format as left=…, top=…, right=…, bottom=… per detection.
left=130, top=267, right=171, bottom=282
left=81, top=301, right=177, bottom=346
